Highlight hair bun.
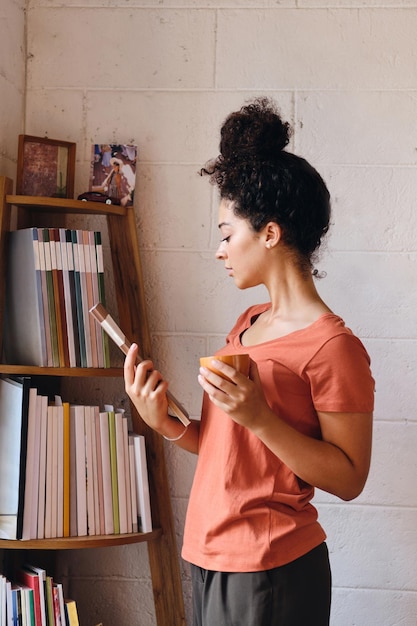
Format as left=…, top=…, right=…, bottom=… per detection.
left=219, top=97, right=291, bottom=163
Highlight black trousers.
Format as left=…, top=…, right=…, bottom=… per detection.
left=190, top=543, right=331, bottom=626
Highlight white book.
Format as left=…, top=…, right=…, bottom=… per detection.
left=90, top=406, right=101, bottom=535
left=128, top=435, right=138, bottom=533
left=0, top=575, right=6, bottom=626
left=122, top=417, right=133, bottom=533
left=5, top=579, right=13, bottom=626
left=55, top=399, right=64, bottom=538
left=84, top=406, right=96, bottom=536
left=37, top=396, right=48, bottom=539
left=114, top=411, right=128, bottom=534
left=21, top=387, right=38, bottom=540
left=98, top=411, right=114, bottom=535
left=69, top=405, right=78, bottom=537
left=29, top=393, right=43, bottom=539
left=44, top=405, right=54, bottom=539
left=73, top=405, right=87, bottom=536
left=132, top=434, right=152, bottom=533
left=0, top=376, right=30, bottom=540
left=94, top=410, right=105, bottom=535
left=55, top=583, right=66, bottom=626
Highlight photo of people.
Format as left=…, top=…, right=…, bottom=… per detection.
left=89, top=144, right=137, bottom=206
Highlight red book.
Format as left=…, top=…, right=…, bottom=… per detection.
left=17, top=568, right=42, bottom=626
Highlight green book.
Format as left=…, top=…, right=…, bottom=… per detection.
left=107, top=408, right=120, bottom=534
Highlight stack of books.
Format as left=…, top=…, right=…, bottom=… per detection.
left=3, top=227, right=109, bottom=368
left=0, top=564, right=80, bottom=626
left=0, top=376, right=152, bottom=542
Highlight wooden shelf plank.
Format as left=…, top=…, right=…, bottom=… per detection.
left=0, top=365, right=123, bottom=378
left=6, top=194, right=127, bottom=216
left=0, top=529, right=162, bottom=550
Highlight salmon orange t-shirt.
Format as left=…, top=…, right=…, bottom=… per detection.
left=182, top=305, right=375, bottom=572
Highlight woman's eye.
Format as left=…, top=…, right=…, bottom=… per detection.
left=221, top=236, right=230, bottom=243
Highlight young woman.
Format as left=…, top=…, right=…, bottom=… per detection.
left=124, top=98, right=374, bottom=626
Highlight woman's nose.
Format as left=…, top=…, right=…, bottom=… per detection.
left=215, top=242, right=226, bottom=260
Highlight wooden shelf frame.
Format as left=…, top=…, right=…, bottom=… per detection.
left=0, top=177, right=186, bottom=626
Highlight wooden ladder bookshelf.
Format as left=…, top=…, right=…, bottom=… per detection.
left=0, top=175, right=186, bottom=625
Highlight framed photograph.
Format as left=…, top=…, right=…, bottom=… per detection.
left=16, top=135, right=76, bottom=198
left=89, top=144, right=137, bottom=207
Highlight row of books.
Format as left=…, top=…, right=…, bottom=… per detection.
left=0, top=564, right=79, bottom=626
left=3, top=227, right=110, bottom=368
left=0, top=376, right=152, bottom=542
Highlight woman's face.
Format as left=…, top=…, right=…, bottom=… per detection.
left=215, top=199, right=266, bottom=290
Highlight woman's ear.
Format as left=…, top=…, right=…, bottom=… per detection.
left=264, top=222, right=282, bottom=249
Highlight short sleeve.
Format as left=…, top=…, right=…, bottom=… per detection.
left=305, top=334, right=375, bottom=413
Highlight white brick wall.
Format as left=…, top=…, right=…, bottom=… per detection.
left=0, top=0, right=25, bottom=180
left=3, top=1, right=417, bottom=624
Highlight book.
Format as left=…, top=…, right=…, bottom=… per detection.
left=77, top=229, right=92, bottom=367
left=114, top=410, right=128, bottom=534
left=29, top=393, right=43, bottom=540
left=84, top=406, right=96, bottom=536
left=64, top=599, right=79, bottom=626
left=55, top=400, right=64, bottom=538
left=22, top=387, right=38, bottom=539
left=107, top=407, right=119, bottom=534
left=69, top=406, right=78, bottom=537
left=49, top=227, right=68, bottom=367
left=54, top=583, right=65, bottom=626
left=90, top=304, right=190, bottom=426
left=44, top=405, right=55, bottom=539
left=82, top=230, right=98, bottom=368
left=128, top=435, right=139, bottom=533
left=36, top=396, right=48, bottom=540
left=42, top=228, right=60, bottom=367
left=1, top=575, right=7, bottom=626
left=0, top=376, right=31, bottom=540
left=132, top=433, right=152, bottom=533
left=73, top=405, right=87, bottom=536
left=23, top=566, right=46, bottom=626
left=3, top=228, right=47, bottom=366
left=94, top=409, right=105, bottom=535
left=122, top=415, right=133, bottom=533
left=98, top=411, right=114, bottom=535
left=37, top=229, right=53, bottom=367
left=45, top=577, right=54, bottom=626
left=62, top=401, right=71, bottom=538
left=94, top=231, right=110, bottom=367
left=65, top=228, right=81, bottom=367
left=90, top=406, right=101, bottom=535
left=70, top=230, right=86, bottom=367
left=88, top=230, right=103, bottom=367
left=19, top=586, right=35, bottom=626
left=59, top=228, right=77, bottom=367
left=17, top=570, right=42, bottom=626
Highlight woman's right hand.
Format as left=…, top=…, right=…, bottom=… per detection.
left=124, top=343, right=170, bottom=433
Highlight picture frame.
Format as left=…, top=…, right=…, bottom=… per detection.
left=88, top=144, right=137, bottom=207
left=16, top=135, right=76, bottom=198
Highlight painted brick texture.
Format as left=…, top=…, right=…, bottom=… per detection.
left=2, top=0, right=417, bottom=624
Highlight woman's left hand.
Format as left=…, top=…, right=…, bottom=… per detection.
left=198, top=358, right=272, bottom=431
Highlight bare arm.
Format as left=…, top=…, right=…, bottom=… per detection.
left=198, top=358, right=373, bottom=501
left=124, top=343, right=200, bottom=454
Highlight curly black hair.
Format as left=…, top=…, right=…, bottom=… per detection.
left=201, top=98, right=331, bottom=270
